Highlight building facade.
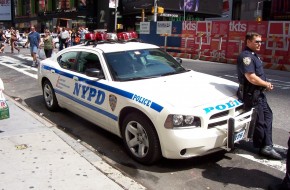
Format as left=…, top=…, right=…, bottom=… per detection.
left=0, top=0, right=289, bottom=34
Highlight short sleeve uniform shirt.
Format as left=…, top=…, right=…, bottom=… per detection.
left=237, top=47, right=266, bottom=84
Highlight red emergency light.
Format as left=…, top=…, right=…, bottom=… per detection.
left=85, top=33, right=96, bottom=41
left=95, top=32, right=107, bottom=41
left=84, top=31, right=139, bottom=44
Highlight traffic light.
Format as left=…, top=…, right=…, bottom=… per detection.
left=117, top=24, right=123, bottom=29
left=157, top=7, right=164, bottom=14
left=152, top=6, right=164, bottom=14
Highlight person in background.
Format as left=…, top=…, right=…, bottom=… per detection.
left=25, top=26, right=41, bottom=67
left=237, top=31, right=282, bottom=160
left=10, top=27, right=20, bottom=53
left=43, top=29, right=54, bottom=58
left=56, top=26, right=62, bottom=51
left=79, top=26, right=86, bottom=44
left=0, top=42, right=5, bottom=53
left=4, top=29, right=11, bottom=45
left=70, top=29, right=79, bottom=46
left=59, top=27, right=70, bottom=50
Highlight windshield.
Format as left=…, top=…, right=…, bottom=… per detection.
left=104, top=48, right=188, bottom=81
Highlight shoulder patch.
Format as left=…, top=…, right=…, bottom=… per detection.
left=243, top=57, right=251, bottom=66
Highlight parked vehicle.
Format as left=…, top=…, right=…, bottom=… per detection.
left=38, top=32, right=255, bottom=165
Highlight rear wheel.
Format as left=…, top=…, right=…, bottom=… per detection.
left=121, top=113, right=162, bottom=165
left=42, top=80, right=59, bottom=111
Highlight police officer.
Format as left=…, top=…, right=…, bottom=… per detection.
left=237, top=31, right=282, bottom=160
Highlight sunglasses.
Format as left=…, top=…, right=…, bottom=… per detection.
left=254, top=40, right=263, bottom=44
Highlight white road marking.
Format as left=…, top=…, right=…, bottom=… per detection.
left=0, top=55, right=288, bottom=174
left=223, top=74, right=290, bottom=90
left=0, top=56, right=37, bottom=79
left=236, top=144, right=287, bottom=173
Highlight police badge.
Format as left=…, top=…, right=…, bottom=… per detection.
left=109, top=94, right=117, bottom=111
left=243, top=57, right=251, bottom=66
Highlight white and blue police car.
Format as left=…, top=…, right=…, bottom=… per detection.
left=37, top=31, right=254, bottom=165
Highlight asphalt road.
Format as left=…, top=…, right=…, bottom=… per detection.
left=0, top=46, right=290, bottom=190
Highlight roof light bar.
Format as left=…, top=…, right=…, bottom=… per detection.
left=84, top=31, right=140, bottom=44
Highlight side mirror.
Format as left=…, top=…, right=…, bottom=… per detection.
left=85, top=68, right=105, bottom=79
left=176, top=57, right=182, bottom=64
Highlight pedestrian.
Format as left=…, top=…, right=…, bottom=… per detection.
left=4, top=29, right=11, bottom=45
left=56, top=26, right=62, bottom=51
left=43, top=29, right=54, bottom=58
left=10, top=27, right=20, bottom=53
left=25, top=26, right=41, bottom=67
left=237, top=31, right=282, bottom=160
left=0, top=42, right=5, bottom=53
left=79, top=27, right=86, bottom=44
left=59, top=27, right=70, bottom=50
left=70, top=29, right=79, bottom=46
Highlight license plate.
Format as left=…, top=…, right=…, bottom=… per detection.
left=234, top=130, right=245, bottom=143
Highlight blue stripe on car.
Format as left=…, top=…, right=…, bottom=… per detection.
left=55, top=89, right=118, bottom=121
left=43, top=65, right=164, bottom=113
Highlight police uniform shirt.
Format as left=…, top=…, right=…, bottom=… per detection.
left=237, top=46, right=266, bottom=84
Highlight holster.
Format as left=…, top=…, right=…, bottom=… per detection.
left=237, top=82, right=262, bottom=111
left=237, top=84, right=244, bottom=100
left=243, top=90, right=260, bottom=111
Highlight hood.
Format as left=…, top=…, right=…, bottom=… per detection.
left=118, top=70, right=238, bottom=108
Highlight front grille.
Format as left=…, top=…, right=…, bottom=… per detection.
left=207, top=106, right=245, bottom=129
left=210, top=110, right=229, bottom=120
left=208, top=120, right=227, bottom=128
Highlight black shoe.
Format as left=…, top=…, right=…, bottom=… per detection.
left=268, top=184, right=283, bottom=190
left=260, top=145, right=283, bottom=160
left=268, top=183, right=290, bottom=190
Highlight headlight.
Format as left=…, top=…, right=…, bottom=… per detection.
left=164, top=114, right=201, bottom=129
left=172, top=115, right=183, bottom=126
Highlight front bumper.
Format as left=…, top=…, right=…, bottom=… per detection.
left=159, top=108, right=255, bottom=159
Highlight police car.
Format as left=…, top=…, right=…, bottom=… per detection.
left=37, top=31, right=254, bottom=165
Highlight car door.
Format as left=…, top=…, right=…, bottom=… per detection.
left=67, top=50, right=112, bottom=129
left=54, top=50, right=79, bottom=109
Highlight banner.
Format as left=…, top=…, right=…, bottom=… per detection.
left=140, top=20, right=290, bottom=65
left=0, top=0, right=12, bottom=21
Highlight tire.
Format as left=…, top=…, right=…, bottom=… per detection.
left=42, top=80, right=59, bottom=111
left=121, top=112, right=162, bottom=165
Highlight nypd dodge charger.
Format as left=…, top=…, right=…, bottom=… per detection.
left=37, top=32, right=254, bottom=165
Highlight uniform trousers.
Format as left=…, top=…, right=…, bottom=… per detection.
left=252, top=93, right=273, bottom=148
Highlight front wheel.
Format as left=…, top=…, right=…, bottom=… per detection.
left=42, top=80, right=59, bottom=111
left=121, top=113, right=162, bottom=165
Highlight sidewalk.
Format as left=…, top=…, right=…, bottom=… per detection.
left=0, top=94, right=145, bottom=190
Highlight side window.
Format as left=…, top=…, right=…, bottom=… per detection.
left=77, top=52, right=102, bottom=73
left=57, top=51, right=78, bottom=71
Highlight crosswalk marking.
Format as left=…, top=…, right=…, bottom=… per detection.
left=0, top=55, right=37, bottom=79
left=236, top=144, right=287, bottom=173
left=0, top=54, right=288, bottom=173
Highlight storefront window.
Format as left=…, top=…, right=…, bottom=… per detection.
left=15, top=0, right=32, bottom=17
